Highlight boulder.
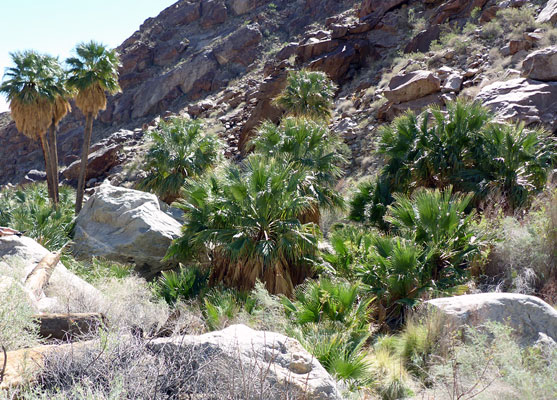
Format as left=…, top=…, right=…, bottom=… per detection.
left=0, top=236, right=101, bottom=313
left=426, top=293, right=557, bottom=346
left=213, top=24, right=262, bottom=66
left=62, top=144, right=122, bottom=182
left=227, top=0, right=256, bottom=15
left=537, top=0, right=557, bottom=25
left=384, top=70, right=441, bottom=104
left=164, top=1, right=201, bottom=26
left=404, top=25, right=441, bottom=54
left=378, top=92, right=444, bottom=121
left=522, top=46, right=557, bottom=82
left=476, top=78, right=557, bottom=132
left=442, top=73, right=463, bottom=92
left=73, top=183, right=182, bottom=278
left=200, top=0, right=227, bottom=28
left=432, top=0, right=489, bottom=25
left=150, top=324, right=343, bottom=400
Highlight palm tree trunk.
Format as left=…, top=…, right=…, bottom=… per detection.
left=39, top=134, right=55, bottom=204
left=47, top=124, right=59, bottom=205
left=75, top=113, right=94, bottom=214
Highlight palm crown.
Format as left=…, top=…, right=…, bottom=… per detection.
left=1, top=51, right=66, bottom=139
left=66, top=41, right=121, bottom=117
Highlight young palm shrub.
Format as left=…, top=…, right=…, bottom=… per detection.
left=274, top=69, right=337, bottom=120
left=166, top=155, right=321, bottom=296
left=479, top=122, right=555, bottom=210
left=282, top=278, right=372, bottom=327
left=153, top=265, right=209, bottom=304
left=282, top=278, right=373, bottom=387
left=352, top=187, right=486, bottom=325
left=0, top=183, right=74, bottom=251
left=350, top=101, right=553, bottom=227
left=66, top=41, right=121, bottom=214
left=139, top=118, right=222, bottom=204
left=0, top=51, right=70, bottom=204
left=251, top=117, right=346, bottom=223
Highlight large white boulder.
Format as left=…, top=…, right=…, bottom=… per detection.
left=0, top=235, right=100, bottom=313
left=427, top=293, right=557, bottom=346
left=73, top=183, right=182, bottom=278
left=150, top=324, right=343, bottom=400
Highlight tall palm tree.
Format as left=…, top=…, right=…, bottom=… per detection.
left=0, top=51, right=67, bottom=204
left=66, top=41, right=120, bottom=214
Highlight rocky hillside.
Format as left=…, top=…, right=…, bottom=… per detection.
left=1, top=0, right=556, bottom=187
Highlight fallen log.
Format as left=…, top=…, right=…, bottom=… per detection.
left=35, top=313, right=106, bottom=340
left=24, top=251, right=62, bottom=301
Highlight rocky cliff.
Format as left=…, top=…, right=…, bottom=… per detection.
left=1, top=0, right=555, bottom=187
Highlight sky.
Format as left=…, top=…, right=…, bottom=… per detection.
left=0, top=0, right=177, bottom=112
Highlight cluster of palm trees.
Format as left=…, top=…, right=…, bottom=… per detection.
left=147, top=69, right=346, bottom=295
left=0, top=41, right=121, bottom=214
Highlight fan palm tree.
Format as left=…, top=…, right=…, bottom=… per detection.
left=167, top=155, right=321, bottom=296
left=66, top=41, right=120, bottom=214
left=274, top=69, right=337, bottom=120
left=139, top=118, right=222, bottom=204
left=251, top=117, right=346, bottom=223
left=0, top=51, right=68, bottom=204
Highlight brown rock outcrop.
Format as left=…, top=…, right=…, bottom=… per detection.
left=476, top=78, right=557, bottom=132
left=522, top=46, right=557, bottom=82
left=384, top=71, right=441, bottom=104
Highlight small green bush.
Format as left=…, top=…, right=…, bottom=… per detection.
left=153, top=265, right=209, bottom=304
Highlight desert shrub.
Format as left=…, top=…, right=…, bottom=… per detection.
left=138, top=117, right=222, bottom=204
left=479, top=192, right=557, bottom=295
left=350, top=101, right=555, bottom=227
left=428, top=322, right=557, bottom=400
left=274, top=69, right=337, bottom=120
left=23, top=332, right=305, bottom=400
left=0, top=183, right=74, bottom=251
left=167, top=155, right=321, bottom=296
left=153, top=265, right=209, bottom=304
left=0, top=268, right=40, bottom=350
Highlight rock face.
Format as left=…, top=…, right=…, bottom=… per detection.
left=62, top=144, right=122, bottom=182
left=150, top=324, right=343, bottom=400
left=0, top=236, right=100, bottom=313
left=476, top=78, right=557, bottom=132
left=73, top=183, right=182, bottom=278
left=537, top=0, right=557, bottom=24
left=427, top=293, right=557, bottom=346
left=384, top=70, right=441, bottom=104
left=359, top=0, right=407, bottom=19
left=522, top=46, right=557, bottom=82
